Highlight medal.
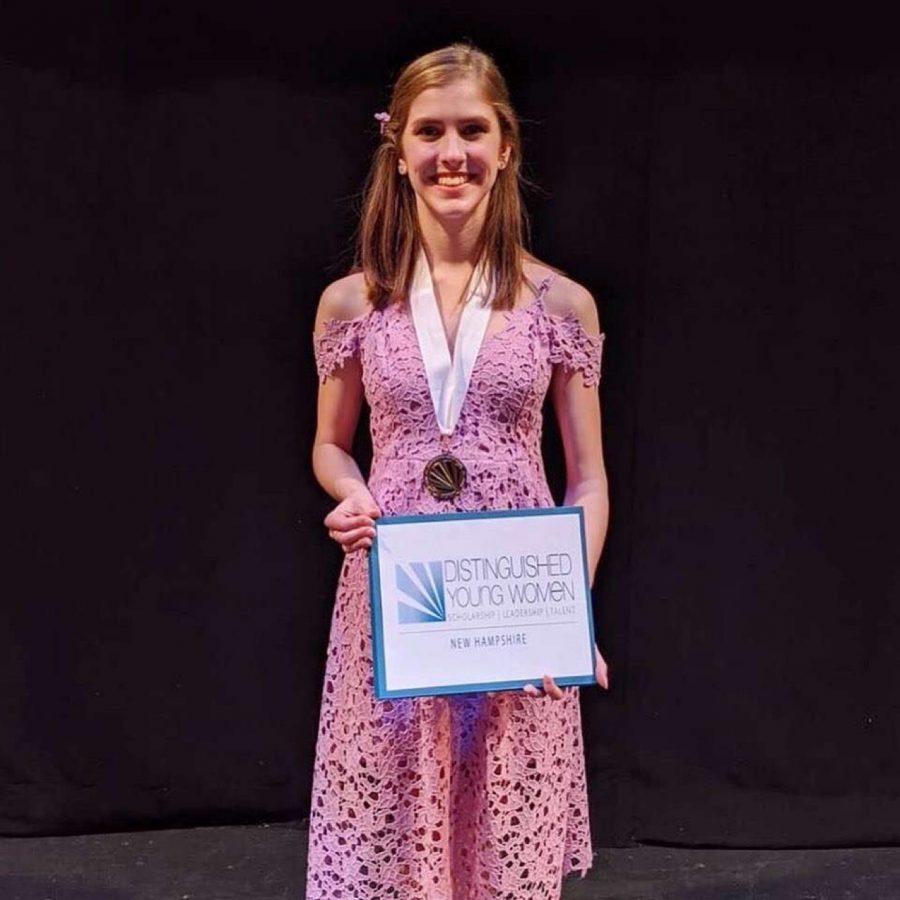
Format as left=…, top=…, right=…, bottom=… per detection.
left=423, top=452, right=467, bottom=500
left=409, top=250, right=495, bottom=501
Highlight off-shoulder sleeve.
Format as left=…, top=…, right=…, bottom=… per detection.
left=546, top=312, right=606, bottom=387
left=313, top=316, right=367, bottom=383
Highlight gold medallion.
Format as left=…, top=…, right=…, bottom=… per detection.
left=423, top=453, right=467, bottom=500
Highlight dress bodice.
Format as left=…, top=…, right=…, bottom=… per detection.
left=313, top=275, right=605, bottom=515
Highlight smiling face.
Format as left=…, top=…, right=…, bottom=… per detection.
left=399, top=77, right=511, bottom=231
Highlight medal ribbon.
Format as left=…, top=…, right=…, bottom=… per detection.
left=409, top=249, right=495, bottom=436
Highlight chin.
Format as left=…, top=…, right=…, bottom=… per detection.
left=435, top=203, right=477, bottom=220
left=428, top=196, right=490, bottom=223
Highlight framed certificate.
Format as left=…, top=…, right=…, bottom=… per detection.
left=368, top=506, right=597, bottom=699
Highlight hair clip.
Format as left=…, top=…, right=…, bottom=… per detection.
left=374, top=111, right=391, bottom=135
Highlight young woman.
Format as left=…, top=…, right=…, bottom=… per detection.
left=309, top=42, right=610, bottom=900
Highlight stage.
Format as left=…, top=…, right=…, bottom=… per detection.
left=1, top=822, right=898, bottom=898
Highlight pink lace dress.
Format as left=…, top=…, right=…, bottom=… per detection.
left=308, top=274, right=605, bottom=900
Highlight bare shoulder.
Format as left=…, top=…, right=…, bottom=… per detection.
left=315, top=271, right=370, bottom=329
left=536, top=266, right=602, bottom=334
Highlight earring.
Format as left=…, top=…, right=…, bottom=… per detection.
left=398, top=161, right=407, bottom=175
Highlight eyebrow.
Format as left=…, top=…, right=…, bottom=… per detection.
left=409, top=115, right=492, bottom=129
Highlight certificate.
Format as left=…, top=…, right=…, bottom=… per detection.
left=368, top=506, right=597, bottom=699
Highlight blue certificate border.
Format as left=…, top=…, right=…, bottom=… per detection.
left=368, top=506, right=597, bottom=699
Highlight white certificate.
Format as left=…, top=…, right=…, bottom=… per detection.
left=368, top=507, right=597, bottom=699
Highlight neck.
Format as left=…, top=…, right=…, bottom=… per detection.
left=416, top=199, right=487, bottom=271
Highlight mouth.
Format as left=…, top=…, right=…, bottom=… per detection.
left=432, top=173, right=473, bottom=189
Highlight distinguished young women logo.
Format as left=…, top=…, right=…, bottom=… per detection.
left=395, top=553, right=580, bottom=627
left=395, top=561, right=447, bottom=624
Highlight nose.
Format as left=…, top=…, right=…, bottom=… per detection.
left=439, top=128, right=466, bottom=167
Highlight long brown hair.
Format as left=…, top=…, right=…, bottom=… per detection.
left=354, top=42, right=533, bottom=310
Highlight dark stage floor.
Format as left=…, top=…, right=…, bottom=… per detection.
left=1, top=821, right=899, bottom=899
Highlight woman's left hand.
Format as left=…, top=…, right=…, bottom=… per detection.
left=522, top=643, right=610, bottom=700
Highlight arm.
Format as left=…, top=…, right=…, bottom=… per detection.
left=524, top=276, right=610, bottom=699
left=312, top=276, right=380, bottom=553
left=547, top=286, right=609, bottom=587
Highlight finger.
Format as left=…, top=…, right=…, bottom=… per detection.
left=330, top=525, right=376, bottom=546
left=345, top=537, right=374, bottom=554
left=593, top=644, right=610, bottom=689
left=522, top=683, right=542, bottom=698
left=325, top=512, right=375, bottom=531
left=595, top=655, right=610, bottom=689
left=543, top=675, right=564, bottom=701
left=343, top=540, right=372, bottom=554
left=597, top=662, right=610, bottom=690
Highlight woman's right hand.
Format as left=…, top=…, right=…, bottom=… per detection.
left=324, top=488, right=381, bottom=554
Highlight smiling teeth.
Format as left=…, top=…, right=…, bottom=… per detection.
left=437, top=175, right=468, bottom=186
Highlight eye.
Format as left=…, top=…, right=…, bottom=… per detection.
left=463, top=123, right=488, bottom=137
left=415, top=124, right=441, bottom=138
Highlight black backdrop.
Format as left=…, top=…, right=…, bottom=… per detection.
left=2, top=4, right=899, bottom=847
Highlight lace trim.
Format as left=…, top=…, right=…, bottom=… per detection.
left=312, top=313, right=370, bottom=383
left=312, top=282, right=606, bottom=388
left=536, top=288, right=606, bottom=387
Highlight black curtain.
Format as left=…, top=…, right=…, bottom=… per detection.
left=2, top=5, right=898, bottom=846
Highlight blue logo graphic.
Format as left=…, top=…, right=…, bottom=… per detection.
left=395, top=561, right=446, bottom=624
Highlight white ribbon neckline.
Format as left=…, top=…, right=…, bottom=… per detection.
left=409, top=250, right=496, bottom=436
